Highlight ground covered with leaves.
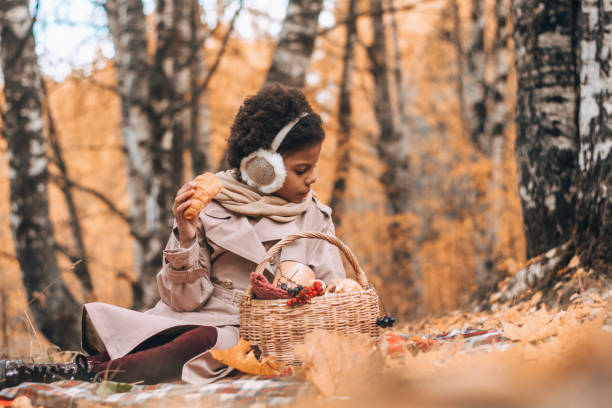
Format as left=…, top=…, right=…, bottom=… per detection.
left=289, top=287, right=612, bottom=408
left=5, top=287, right=612, bottom=408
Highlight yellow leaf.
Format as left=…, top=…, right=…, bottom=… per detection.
left=210, top=339, right=282, bottom=376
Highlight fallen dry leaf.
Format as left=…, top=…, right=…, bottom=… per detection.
left=210, top=339, right=282, bottom=376
left=500, top=307, right=522, bottom=323
left=502, top=308, right=558, bottom=342
left=293, top=329, right=383, bottom=397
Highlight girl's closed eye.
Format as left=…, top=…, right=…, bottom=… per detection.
left=294, top=166, right=310, bottom=175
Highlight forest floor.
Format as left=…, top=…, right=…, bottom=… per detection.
left=285, top=284, right=612, bottom=408
left=4, top=284, right=612, bottom=408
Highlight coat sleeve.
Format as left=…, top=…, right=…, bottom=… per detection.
left=306, top=214, right=346, bottom=284
left=156, top=219, right=214, bottom=312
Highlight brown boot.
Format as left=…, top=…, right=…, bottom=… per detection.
left=0, top=354, right=99, bottom=390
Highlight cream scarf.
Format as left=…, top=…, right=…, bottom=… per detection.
left=214, top=170, right=313, bottom=223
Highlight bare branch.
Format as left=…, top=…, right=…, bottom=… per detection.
left=0, top=249, right=17, bottom=260
left=195, top=0, right=243, bottom=98
left=317, top=0, right=438, bottom=37
left=48, top=172, right=130, bottom=225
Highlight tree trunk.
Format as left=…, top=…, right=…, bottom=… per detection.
left=0, top=0, right=82, bottom=349
left=575, top=0, right=612, bottom=269
left=106, top=0, right=211, bottom=309
left=512, top=0, right=579, bottom=259
left=105, top=0, right=160, bottom=309
left=188, top=0, right=212, bottom=175
left=368, top=0, right=411, bottom=215
left=451, top=0, right=502, bottom=291
left=264, top=0, right=323, bottom=87
left=487, top=0, right=611, bottom=308
left=386, top=0, right=428, bottom=292
left=329, top=0, right=358, bottom=227
left=473, top=0, right=512, bottom=292
left=368, top=0, right=420, bottom=316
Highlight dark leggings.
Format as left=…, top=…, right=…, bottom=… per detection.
left=88, top=326, right=217, bottom=384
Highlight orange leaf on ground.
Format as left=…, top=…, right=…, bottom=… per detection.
left=210, top=339, right=282, bottom=376
left=384, top=333, right=407, bottom=354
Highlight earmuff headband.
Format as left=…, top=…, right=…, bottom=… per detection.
left=270, top=112, right=310, bottom=151
left=239, top=112, right=310, bottom=194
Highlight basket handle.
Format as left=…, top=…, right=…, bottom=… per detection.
left=253, top=231, right=370, bottom=290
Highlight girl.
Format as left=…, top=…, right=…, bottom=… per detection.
left=1, top=83, right=345, bottom=388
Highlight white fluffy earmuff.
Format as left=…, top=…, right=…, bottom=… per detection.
left=240, top=148, right=287, bottom=194
left=240, top=112, right=309, bottom=194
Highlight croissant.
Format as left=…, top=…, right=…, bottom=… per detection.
left=325, top=278, right=362, bottom=294
left=184, top=172, right=223, bottom=219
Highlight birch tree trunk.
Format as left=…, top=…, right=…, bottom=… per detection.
left=473, top=0, right=512, bottom=292
left=451, top=0, right=502, bottom=291
left=264, top=0, right=323, bottom=87
left=452, top=0, right=488, bottom=144
left=512, top=0, right=579, bottom=259
left=105, top=0, right=159, bottom=309
left=329, top=0, right=358, bottom=227
left=0, top=0, right=82, bottom=349
left=189, top=0, right=212, bottom=175
left=368, top=0, right=420, bottom=315
left=575, top=0, right=612, bottom=268
left=106, top=0, right=211, bottom=309
left=489, top=0, right=610, bottom=307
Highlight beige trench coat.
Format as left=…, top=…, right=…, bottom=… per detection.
left=82, top=196, right=345, bottom=384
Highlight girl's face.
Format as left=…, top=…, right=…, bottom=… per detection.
left=275, top=143, right=321, bottom=203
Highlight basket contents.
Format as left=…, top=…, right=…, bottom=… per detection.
left=286, top=280, right=325, bottom=306
left=184, top=172, right=223, bottom=219
left=272, top=260, right=315, bottom=289
left=325, top=278, right=362, bottom=293
left=210, top=339, right=283, bottom=376
left=250, top=271, right=289, bottom=299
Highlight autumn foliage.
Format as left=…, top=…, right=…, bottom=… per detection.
left=0, top=0, right=526, bottom=357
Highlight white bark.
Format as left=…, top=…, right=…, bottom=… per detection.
left=264, top=0, right=323, bottom=87
left=512, top=0, right=579, bottom=258
left=0, top=0, right=81, bottom=348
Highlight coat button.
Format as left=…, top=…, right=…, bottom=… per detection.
left=223, top=280, right=233, bottom=289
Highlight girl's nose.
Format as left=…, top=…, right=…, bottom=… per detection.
left=305, top=171, right=317, bottom=186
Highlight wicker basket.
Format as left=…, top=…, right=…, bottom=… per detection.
left=239, top=231, right=380, bottom=365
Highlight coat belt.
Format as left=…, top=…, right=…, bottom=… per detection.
left=212, top=282, right=244, bottom=307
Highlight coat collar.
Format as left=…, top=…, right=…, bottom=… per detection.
left=202, top=203, right=300, bottom=274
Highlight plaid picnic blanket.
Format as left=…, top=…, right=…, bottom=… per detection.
left=0, top=374, right=316, bottom=407
left=3, top=315, right=611, bottom=408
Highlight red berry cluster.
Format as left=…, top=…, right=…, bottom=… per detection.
left=286, top=281, right=324, bottom=306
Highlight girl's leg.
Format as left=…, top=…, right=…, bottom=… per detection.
left=91, top=326, right=217, bottom=384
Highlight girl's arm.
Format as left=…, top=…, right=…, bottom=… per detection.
left=155, top=181, right=214, bottom=312
left=156, top=221, right=214, bottom=312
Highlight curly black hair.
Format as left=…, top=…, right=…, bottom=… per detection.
left=226, top=83, right=325, bottom=169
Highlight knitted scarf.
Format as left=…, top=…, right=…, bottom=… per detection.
left=214, top=170, right=312, bottom=223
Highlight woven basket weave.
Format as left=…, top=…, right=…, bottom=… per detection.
left=239, top=231, right=380, bottom=365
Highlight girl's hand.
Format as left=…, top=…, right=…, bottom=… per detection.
left=173, top=181, right=198, bottom=247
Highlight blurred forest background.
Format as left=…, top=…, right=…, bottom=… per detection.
left=0, top=0, right=610, bottom=357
